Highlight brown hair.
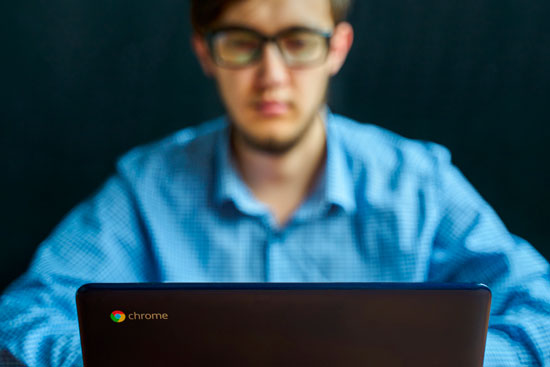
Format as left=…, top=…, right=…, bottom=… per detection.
left=190, top=0, right=353, bottom=35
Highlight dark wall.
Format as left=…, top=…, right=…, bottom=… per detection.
left=2, top=0, right=549, bottom=292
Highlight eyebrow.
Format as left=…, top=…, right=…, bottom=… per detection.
left=211, top=22, right=332, bottom=33
left=207, top=24, right=333, bottom=38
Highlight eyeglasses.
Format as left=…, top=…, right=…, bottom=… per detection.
left=205, top=26, right=333, bottom=68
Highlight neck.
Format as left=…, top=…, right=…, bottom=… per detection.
left=232, top=110, right=327, bottom=225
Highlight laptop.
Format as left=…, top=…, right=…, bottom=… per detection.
left=76, top=282, right=491, bottom=367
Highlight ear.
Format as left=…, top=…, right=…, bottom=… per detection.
left=191, top=34, right=216, bottom=77
left=327, top=22, right=354, bottom=76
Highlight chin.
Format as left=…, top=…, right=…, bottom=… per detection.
left=242, top=114, right=296, bottom=133
left=248, top=137, right=301, bottom=155
left=233, top=125, right=302, bottom=155
left=255, top=112, right=291, bottom=121
left=247, top=112, right=292, bottom=125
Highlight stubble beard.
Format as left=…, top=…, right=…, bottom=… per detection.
left=229, top=87, right=329, bottom=156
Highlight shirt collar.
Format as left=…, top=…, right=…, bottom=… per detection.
left=212, top=109, right=356, bottom=216
left=322, top=111, right=357, bottom=213
left=213, top=122, right=268, bottom=216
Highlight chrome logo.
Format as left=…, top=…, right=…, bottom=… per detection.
left=110, top=310, right=126, bottom=323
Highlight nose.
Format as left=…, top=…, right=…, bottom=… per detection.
left=255, top=43, right=289, bottom=89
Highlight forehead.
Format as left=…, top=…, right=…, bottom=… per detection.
left=216, top=0, right=334, bottom=33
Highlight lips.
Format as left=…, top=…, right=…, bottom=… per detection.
left=255, top=100, right=289, bottom=117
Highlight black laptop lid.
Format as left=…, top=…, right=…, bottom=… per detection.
left=76, top=282, right=491, bottom=367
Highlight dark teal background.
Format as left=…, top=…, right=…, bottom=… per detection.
left=1, top=0, right=549, bottom=292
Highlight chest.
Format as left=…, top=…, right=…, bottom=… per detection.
left=149, top=208, right=434, bottom=283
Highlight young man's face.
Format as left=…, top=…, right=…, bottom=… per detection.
left=194, top=0, right=352, bottom=154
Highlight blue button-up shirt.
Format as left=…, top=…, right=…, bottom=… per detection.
left=1, top=112, right=549, bottom=366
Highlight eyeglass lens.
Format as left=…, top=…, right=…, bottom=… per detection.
left=211, top=28, right=330, bottom=67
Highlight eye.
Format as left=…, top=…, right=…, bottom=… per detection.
left=281, top=32, right=322, bottom=55
left=227, top=39, right=259, bottom=52
left=283, top=37, right=309, bottom=51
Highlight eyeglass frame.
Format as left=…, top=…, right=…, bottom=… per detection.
left=204, top=26, right=334, bottom=69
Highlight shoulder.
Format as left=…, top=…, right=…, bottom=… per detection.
left=329, top=113, right=452, bottom=178
left=115, top=117, right=227, bottom=184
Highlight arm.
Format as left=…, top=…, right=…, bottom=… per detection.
left=0, top=175, right=157, bottom=367
left=428, top=151, right=550, bottom=366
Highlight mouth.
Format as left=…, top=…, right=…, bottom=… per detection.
left=254, top=100, right=290, bottom=117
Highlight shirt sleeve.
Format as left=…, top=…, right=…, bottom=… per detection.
left=427, top=149, right=550, bottom=366
left=0, top=175, right=157, bottom=367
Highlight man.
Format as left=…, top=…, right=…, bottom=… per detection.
left=1, top=0, right=549, bottom=366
